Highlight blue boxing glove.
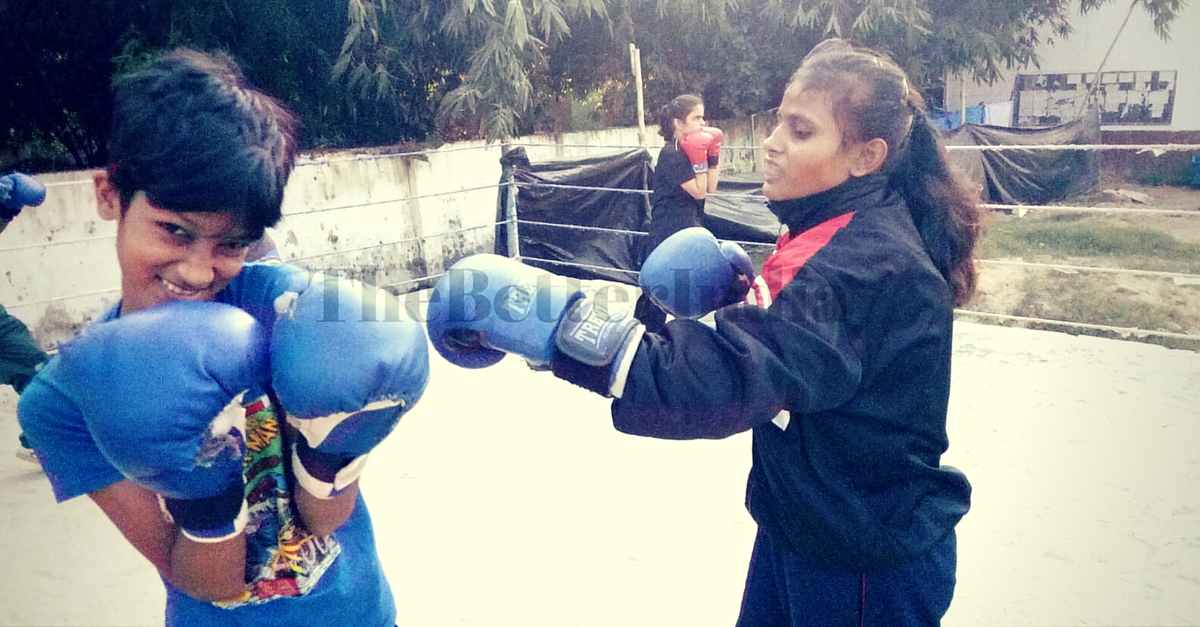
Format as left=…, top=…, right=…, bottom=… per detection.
left=426, top=254, right=586, bottom=369
left=272, top=272, right=429, bottom=499
left=639, top=227, right=754, bottom=320
left=0, top=172, right=47, bottom=221
left=427, top=254, right=645, bottom=397
left=55, top=302, right=267, bottom=542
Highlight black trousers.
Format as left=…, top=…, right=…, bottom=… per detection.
left=735, top=528, right=957, bottom=627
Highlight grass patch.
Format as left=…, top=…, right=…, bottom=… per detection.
left=1013, top=274, right=1177, bottom=330
left=984, top=271, right=1200, bottom=351
left=979, top=213, right=1200, bottom=274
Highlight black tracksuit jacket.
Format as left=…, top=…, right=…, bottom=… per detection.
left=611, top=173, right=971, bottom=571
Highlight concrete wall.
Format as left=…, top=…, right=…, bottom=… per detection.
left=1, top=123, right=764, bottom=350
left=1, top=170, right=121, bottom=349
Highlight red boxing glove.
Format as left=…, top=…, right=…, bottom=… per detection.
left=679, top=130, right=714, bottom=174
left=704, top=127, right=723, bottom=168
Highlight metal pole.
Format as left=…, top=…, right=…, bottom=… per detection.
left=960, top=75, right=967, bottom=127
left=505, top=175, right=520, bottom=259
left=748, top=112, right=758, bottom=172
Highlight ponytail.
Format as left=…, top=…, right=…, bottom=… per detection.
left=655, top=104, right=674, bottom=140
left=890, top=114, right=982, bottom=306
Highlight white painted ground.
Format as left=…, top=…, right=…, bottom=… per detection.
left=2, top=320, right=1198, bottom=626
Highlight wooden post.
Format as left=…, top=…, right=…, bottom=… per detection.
left=750, top=112, right=758, bottom=173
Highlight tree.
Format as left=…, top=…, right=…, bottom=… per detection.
left=336, top=0, right=610, bottom=142
left=752, top=0, right=1187, bottom=106
left=1, top=0, right=1187, bottom=167
left=1, top=0, right=123, bottom=169
left=1, top=0, right=438, bottom=170
left=340, top=0, right=1186, bottom=141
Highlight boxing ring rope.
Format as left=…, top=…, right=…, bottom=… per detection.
left=297, top=142, right=517, bottom=166
left=8, top=141, right=1200, bottom=346
left=486, top=141, right=1200, bottom=345
left=987, top=204, right=1197, bottom=216
left=284, top=183, right=504, bottom=217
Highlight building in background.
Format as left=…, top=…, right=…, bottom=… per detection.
left=944, top=2, right=1199, bottom=185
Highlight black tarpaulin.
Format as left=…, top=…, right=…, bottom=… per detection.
left=943, top=105, right=1101, bottom=205
left=700, top=178, right=780, bottom=247
left=495, top=149, right=780, bottom=285
left=496, top=113, right=1105, bottom=283
left=496, top=146, right=651, bottom=284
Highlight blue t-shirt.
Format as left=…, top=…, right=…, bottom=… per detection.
left=18, top=262, right=396, bottom=627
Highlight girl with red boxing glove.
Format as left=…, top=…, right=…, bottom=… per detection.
left=634, top=94, right=725, bottom=331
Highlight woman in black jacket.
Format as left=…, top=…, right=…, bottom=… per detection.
left=429, top=37, right=983, bottom=627
left=617, top=38, right=981, bottom=625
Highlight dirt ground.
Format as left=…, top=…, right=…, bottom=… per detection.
left=3, top=320, right=1199, bottom=626
left=1074, top=183, right=1200, bottom=246
left=972, top=182, right=1200, bottom=341
left=2, top=183, right=1198, bottom=626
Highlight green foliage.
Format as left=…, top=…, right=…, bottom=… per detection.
left=976, top=208, right=1200, bottom=350
left=345, top=0, right=1187, bottom=141
left=0, top=0, right=1188, bottom=163
left=1080, top=0, right=1187, bottom=40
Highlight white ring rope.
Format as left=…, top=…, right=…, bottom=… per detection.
left=512, top=181, right=764, bottom=202
left=946, top=143, right=1200, bottom=153
left=978, top=259, right=1200, bottom=280
left=286, top=222, right=502, bottom=264
left=2, top=234, right=118, bottom=252
left=506, top=141, right=1200, bottom=153
left=512, top=256, right=641, bottom=277
left=6, top=287, right=122, bottom=309
left=381, top=272, right=445, bottom=290
left=987, top=203, right=1196, bottom=215
left=10, top=141, right=1199, bottom=345
left=954, top=310, right=1200, bottom=342
left=515, top=219, right=644, bottom=237
left=514, top=181, right=651, bottom=195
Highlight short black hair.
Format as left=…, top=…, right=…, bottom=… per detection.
left=107, top=48, right=299, bottom=240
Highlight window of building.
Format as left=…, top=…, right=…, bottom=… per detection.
left=1013, top=70, right=1175, bottom=126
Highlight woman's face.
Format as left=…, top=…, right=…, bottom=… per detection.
left=673, top=104, right=706, bottom=140
left=761, top=84, right=862, bottom=201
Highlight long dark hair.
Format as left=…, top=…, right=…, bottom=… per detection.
left=789, top=40, right=982, bottom=305
left=656, top=94, right=703, bottom=141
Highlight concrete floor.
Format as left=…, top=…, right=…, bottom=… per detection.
left=2, top=321, right=1199, bottom=626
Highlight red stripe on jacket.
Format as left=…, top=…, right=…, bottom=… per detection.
left=751, top=212, right=855, bottom=305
